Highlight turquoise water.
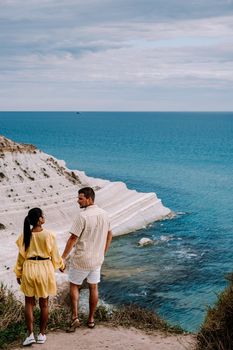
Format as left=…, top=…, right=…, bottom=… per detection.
left=1, top=111, right=233, bottom=331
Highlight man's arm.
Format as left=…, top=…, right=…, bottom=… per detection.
left=104, top=230, right=112, bottom=254
left=61, top=233, right=78, bottom=261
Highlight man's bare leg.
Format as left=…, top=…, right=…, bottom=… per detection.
left=88, top=283, right=98, bottom=325
left=70, top=282, right=80, bottom=320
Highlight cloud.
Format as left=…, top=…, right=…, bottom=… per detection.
left=0, top=0, right=233, bottom=110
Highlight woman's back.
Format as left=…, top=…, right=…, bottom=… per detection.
left=16, top=229, right=55, bottom=259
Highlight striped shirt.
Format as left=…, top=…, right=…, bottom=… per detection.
left=69, top=204, right=111, bottom=270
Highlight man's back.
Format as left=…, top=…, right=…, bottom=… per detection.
left=70, top=204, right=110, bottom=269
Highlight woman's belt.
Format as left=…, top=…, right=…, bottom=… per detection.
left=28, top=256, right=50, bottom=261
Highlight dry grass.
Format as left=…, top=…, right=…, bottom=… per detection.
left=0, top=284, right=25, bottom=348
left=0, top=284, right=24, bottom=330
left=0, top=285, right=72, bottom=349
left=106, top=304, right=184, bottom=334
left=196, top=278, right=233, bottom=350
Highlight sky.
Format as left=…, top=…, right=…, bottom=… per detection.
left=0, top=0, right=233, bottom=111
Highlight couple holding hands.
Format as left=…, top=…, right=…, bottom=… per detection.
left=14, top=187, right=112, bottom=346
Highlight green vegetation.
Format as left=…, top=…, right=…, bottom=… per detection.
left=0, top=284, right=72, bottom=349
left=0, top=284, right=25, bottom=348
left=197, top=276, right=233, bottom=350
left=0, top=283, right=183, bottom=349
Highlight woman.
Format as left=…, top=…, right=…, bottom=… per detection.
left=14, top=207, right=64, bottom=346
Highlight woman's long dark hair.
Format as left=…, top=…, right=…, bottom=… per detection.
left=23, top=207, right=43, bottom=250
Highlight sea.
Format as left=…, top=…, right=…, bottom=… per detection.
left=1, top=111, right=233, bottom=332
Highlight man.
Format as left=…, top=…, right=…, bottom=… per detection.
left=61, top=187, right=112, bottom=331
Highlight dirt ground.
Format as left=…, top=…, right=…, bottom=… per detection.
left=14, top=325, right=196, bottom=350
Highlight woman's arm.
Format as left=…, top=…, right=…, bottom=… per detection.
left=50, top=234, right=65, bottom=270
left=14, top=252, right=25, bottom=283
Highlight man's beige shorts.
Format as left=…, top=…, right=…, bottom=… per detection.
left=68, top=266, right=101, bottom=285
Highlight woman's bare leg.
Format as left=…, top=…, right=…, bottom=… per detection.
left=39, top=297, right=49, bottom=335
left=25, top=296, right=35, bottom=334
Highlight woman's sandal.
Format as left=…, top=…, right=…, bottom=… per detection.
left=66, top=318, right=81, bottom=333
left=87, top=321, right=95, bottom=329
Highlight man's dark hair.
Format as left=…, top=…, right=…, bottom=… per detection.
left=78, top=187, right=95, bottom=201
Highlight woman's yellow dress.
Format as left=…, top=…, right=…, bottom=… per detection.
left=14, top=229, right=64, bottom=298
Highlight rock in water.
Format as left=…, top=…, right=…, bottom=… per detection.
left=138, top=237, right=154, bottom=246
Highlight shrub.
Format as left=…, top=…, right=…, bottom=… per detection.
left=197, top=277, right=233, bottom=350
left=0, top=284, right=25, bottom=348
left=109, top=304, right=183, bottom=333
left=0, top=284, right=71, bottom=349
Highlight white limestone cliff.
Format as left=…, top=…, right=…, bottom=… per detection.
left=0, top=135, right=171, bottom=290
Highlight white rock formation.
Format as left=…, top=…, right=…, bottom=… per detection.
left=0, top=135, right=171, bottom=291
left=138, top=237, right=154, bottom=246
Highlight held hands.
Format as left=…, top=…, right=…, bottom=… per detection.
left=59, top=258, right=66, bottom=273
